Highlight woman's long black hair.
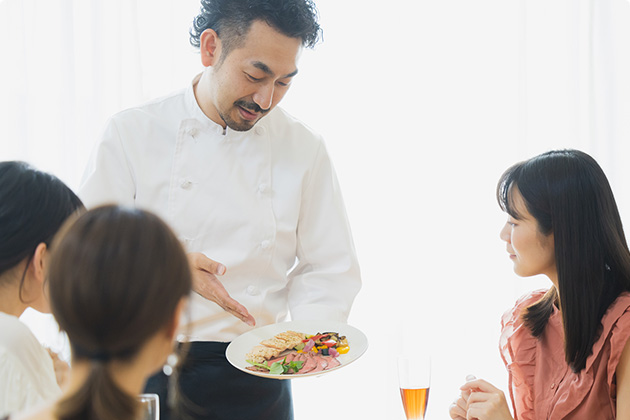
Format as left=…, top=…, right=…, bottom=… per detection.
left=497, top=149, right=630, bottom=372
left=0, top=161, right=83, bottom=297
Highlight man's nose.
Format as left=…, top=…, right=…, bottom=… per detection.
left=253, top=83, right=274, bottom=111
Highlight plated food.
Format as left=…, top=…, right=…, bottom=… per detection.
left=226, top=320, right=368, bottom=379
left=245, top=330, right=349, bottom=375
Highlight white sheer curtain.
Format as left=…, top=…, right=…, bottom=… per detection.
left=1, top=0, right=629, bottom=418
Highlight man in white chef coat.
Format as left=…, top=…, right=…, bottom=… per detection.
left=79, top=1, right=361, bottom=419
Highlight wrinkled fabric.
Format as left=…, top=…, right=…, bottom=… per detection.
left=0, top=313, right=60, bottom=417
left=79, top=74, right=361, bottom=342
left=500, top=289, right=630, bottom=419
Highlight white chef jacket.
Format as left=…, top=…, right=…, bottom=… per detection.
left=79, top=76, right=361, bottom=342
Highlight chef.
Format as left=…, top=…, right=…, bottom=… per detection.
left=79, top=1, right=361, bottom=419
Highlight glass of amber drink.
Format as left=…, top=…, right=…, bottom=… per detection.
left=397, top=355, right=431, bottom=420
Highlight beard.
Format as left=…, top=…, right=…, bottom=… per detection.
left=219, top=99, right=270, bottom=132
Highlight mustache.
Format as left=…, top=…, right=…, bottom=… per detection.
left=235, top=100, right=269, bottom=114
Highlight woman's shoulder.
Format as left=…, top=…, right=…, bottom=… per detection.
left=0, top=313, right=39, bottom=346
left=501, top=289, right=548, bottom=327
left=599, top=292, right=630, bottom=362
left=10, top=401, right=56, bottom=420
left=0, top=313, right=49, bottom=362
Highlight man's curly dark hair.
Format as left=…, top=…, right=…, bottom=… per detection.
left=190, top=0, right=322, bottom=58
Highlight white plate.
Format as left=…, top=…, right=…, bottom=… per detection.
left=226, top=320, right=368, bottom=379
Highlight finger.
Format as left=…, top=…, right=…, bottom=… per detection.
left=467, top=395, right=512, bottom=420
left=189, top=252, right=226, bottom=275
left=467, top=391, right=492, bottom=405
left=449, top=402, right=467, bottom=419
left=461, top=378, right=498, bottom=393
left=189, top=264, right=256, bottom=325
left=467, top=389, right=508, bottom=412
left=221, top=296, right=256, bottom=326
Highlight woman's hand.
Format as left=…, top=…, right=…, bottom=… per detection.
left=449, top=374, right=475, bottom=419
left=449, top=391, right=470, bottom=419
left=46, top=348, right=70, bottom=388
left=460, top=378, right=513, bottom=420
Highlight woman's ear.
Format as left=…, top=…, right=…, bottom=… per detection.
left=23, top=242, right=51, bottom=313
left=199, top=29, right=222, bottom=67
left=31, top=242, right=48, bottom=285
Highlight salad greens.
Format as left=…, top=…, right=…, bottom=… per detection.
left=246, top=357, right=305, bottom=375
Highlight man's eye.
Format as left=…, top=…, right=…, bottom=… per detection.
left=246, top=74, right=261, bottom=82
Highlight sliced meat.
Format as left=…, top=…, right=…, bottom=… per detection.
left=266, top=356, right=285, bottom=367
left=310, top=355, right=328, bottom=373
left=298, top=353, right=318, bottom=373
left=246, top=365, right=269, bottom=373
left=325, top=356, right=341, bottom=369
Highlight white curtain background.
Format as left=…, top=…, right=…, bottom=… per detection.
left=1, top=0, right=629, bottom=418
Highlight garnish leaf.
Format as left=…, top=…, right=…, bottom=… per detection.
left=269, top=361, right=285, bottom=375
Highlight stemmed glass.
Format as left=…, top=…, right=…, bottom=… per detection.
left=138, top=393, right=160, bottom=420
left=397, top=355, right=431, bottom=420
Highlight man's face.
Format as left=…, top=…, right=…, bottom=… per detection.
left=204, top=20, right=302, bottom=131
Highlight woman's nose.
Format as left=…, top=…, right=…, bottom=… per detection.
left=499, top=222, right=511, bottom=242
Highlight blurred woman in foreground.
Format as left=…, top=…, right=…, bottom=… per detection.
left=15, top=205, right=192, bottom=420
left=0, top=161, right=83, bottom=417
left=449, top=150, right=630, bottom=419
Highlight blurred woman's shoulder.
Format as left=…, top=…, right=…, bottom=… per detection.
left=10, top=402, right=55, bottom=420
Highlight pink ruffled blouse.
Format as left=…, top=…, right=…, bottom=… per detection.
left=500, top=289, right=630, bottom=419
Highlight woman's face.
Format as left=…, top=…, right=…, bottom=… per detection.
left=499, top=187, right=557, bottom=283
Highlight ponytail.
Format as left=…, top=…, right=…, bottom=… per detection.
left=54, top=362, right=139, bottom=420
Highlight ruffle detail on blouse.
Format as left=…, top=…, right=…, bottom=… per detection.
left=546, top=293, right=630, bottom=419
left=500, top=290, right=630, bottom=420
left=499, top=289, right=547, bottom=420
left=601, top=293, right=630, bottom=393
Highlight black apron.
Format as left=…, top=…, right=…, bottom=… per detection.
left=145, top=342, right=293, bottom=420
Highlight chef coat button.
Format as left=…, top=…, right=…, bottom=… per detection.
left=255, top=126, right=265, bottom=136
left=258, top=183, right=267, bottom=193
left=180, top=180, right=193, bottom=190
left=188, top=128, right=198, bottom=137
left=261, top=240, right=271, bottom=249
left=246, top=285, right=259, bottom=295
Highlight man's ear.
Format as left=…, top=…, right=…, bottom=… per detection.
left=199, top=29, right=222, bottom=67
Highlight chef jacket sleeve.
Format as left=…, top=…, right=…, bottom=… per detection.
left=78, top=118, right=136, bottom=209
left=287, top=142, right=361, bottom=322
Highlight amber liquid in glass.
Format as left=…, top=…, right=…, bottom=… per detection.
left=399, top=387, right=429, bottom=420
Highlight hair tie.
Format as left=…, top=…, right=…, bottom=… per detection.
left=90, top=351, right=112, bottom=363
left=72, top=343, right=112, bottom=363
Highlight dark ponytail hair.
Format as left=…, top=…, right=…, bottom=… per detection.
left=0, top=161, right=83, bottom=297
left=48, top=205, right=192, bottom=420
left=497, top=149, right=630, bottom=372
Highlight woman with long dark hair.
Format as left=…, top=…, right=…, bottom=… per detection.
left=449, top=150, right=630, bottom=419
left=0, top=161, right=83, bottom=417
left=14, top=205, right=192, bottom=420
